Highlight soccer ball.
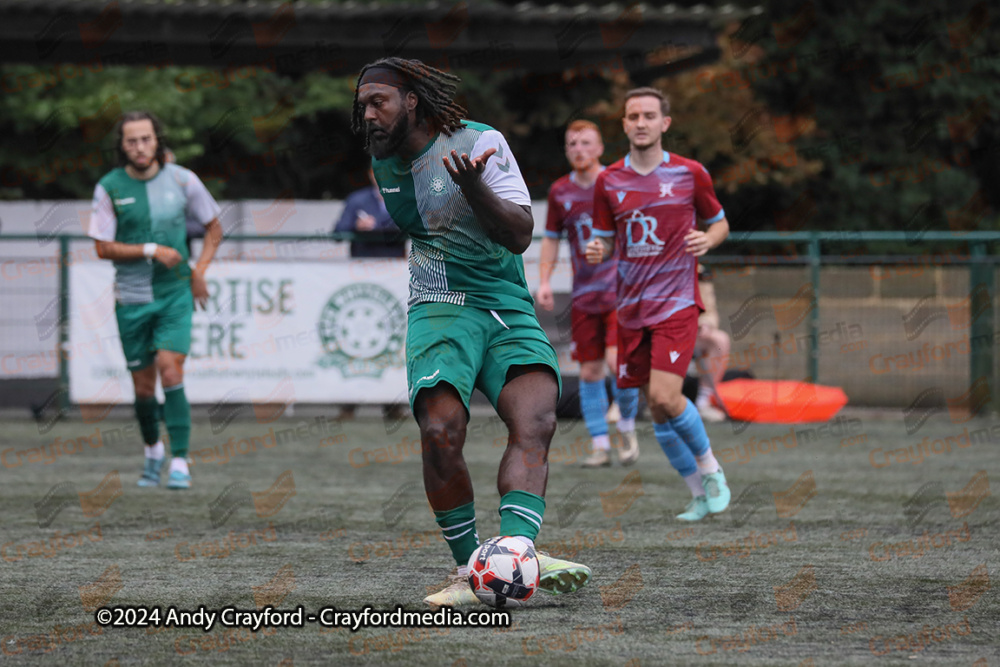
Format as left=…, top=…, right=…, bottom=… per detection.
left=467, top=536, right=540, bottom=608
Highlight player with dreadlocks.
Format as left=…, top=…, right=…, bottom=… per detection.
left=353, top=58, right=592, bottom=608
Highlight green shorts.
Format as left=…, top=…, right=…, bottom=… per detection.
left=406, top=302, right=562, bottom=414
left=115, top=288, right=193, bottom=371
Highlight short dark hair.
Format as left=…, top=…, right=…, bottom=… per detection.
left=624, top=87, right=670, bottom=116
left=115, top=110, right=166, bottom=168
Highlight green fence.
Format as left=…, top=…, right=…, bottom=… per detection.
left=1, top=231, right=997, bottom=415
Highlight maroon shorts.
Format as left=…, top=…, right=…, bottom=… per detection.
left=570, top=307, right=617, bottom=363
left=616, top=306, right=699, bottom=388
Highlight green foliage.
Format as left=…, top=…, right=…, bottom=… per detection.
left=744, top=0, right=999, bottom=233
left=0, top=62, right=360, bottom=200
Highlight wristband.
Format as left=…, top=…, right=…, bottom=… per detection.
left=143, top=243, right=157, bottom=259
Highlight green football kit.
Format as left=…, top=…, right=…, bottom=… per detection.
left=89, top=162, right=220, bottom=460
left=371, top=121, right=561, bottom=414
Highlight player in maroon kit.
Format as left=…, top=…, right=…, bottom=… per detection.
left=536, top=120, right=641, bottom=468
left=585, top=87, right=731, bottom=521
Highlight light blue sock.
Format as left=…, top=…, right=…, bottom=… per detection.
left=579, top=379, right=609, bottom=437
left=614, top=384, right=640, bottom=421
left=670, top=398, right=711, bottom=457
left=654, top=421, right=697, bottom=477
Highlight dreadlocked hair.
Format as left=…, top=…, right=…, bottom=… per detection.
left=351, top=58, right=467, bottom=140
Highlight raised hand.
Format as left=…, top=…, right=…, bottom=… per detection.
left=442, top=148, right=497, bottom=190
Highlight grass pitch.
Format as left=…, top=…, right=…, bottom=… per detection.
left=1, top=410, right=997, bottom=666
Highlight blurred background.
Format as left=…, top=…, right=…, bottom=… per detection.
left=0, top=0, right=997, bottom=418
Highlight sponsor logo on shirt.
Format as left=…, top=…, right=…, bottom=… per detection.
left=114, top=197, right=135, bottom=206
left=573, top=213, right=594, bottom=254
left=381, top=187, right=401, bottom=194
left=624, top=210, right=665, bottom=258
left=659, top=182, right=674, bottom=197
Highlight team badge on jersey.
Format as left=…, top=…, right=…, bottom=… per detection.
left=430, top=176, right=448, bottom=196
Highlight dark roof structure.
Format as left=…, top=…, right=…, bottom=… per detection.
left=0, top=0, right=761, bottom=80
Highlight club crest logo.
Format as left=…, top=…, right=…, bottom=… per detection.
left=430, top=176, right=448, bottom=196
left=317, top=284, right=405, bottom=378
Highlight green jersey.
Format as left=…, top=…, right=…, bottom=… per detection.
left=89, top=163, right=220, bottom=304
left=372, top=121, right=535, bottom=315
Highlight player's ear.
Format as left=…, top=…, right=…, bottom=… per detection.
left=663, top=116, right=672, bottom=133
left=403, top=90, right=418, bottom=113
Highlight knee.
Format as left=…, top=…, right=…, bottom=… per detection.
left=648, top=390, right=685, bottom=419
left=133, top=374, right=156, bottom=399
left=420, top=417, right=466, bottom=465
left=579, top=361, right=605, bottom=383
left=511, top=410, right=556, bottom=449
left=156, top=356, right=184, bottom=387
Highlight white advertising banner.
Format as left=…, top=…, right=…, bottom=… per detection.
left=68, top=260, right=411, bottom=404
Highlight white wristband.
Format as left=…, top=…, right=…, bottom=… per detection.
left=143, top=243, right=158, bottom=259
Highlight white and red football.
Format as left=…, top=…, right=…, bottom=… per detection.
left=467, top=536, right=540, bottom=608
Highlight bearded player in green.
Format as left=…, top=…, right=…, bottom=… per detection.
left=353, top=58, right=593, bottom=608
left=88, top=111, right=222, bottom=490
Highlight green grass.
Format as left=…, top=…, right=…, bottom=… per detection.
left=1, top=412, right=997, bottom=666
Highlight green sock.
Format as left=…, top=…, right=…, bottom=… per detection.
left=163, top=383, right=190, bottom=459
left=134, top=396, right=160, bottom=446
left=434, top=502, right=480, bottom=567
left=498, top=490, right=546, bottom=542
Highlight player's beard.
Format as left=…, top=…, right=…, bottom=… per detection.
left=366, top=111, right=409, bottom=160
left=127, top=154, right=156, bottom=174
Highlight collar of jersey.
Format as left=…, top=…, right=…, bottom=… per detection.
left=384, top=130, right=443, bottom=168
left=624, top=150, right=670, bottom=170
left=569, top=165, right=605, bottom=187
left=121, top=162, right=170, bottom=183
